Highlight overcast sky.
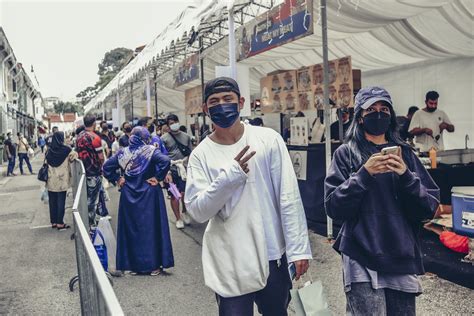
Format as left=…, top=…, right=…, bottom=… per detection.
left=1, top=0, right=193, bottom=101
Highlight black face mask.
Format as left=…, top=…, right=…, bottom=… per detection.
left=124, top=127, right=132, bottom=133
left=362, top=111, right=391, bottom=136
left=426, top=107, right=437, bottom=113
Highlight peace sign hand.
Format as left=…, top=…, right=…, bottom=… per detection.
left=234, top=146, right=256, bottom=174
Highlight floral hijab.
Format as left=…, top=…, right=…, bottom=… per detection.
left=117, top=126, right=156, bottom=177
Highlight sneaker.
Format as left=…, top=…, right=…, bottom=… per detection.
left=176, top=219, right=185, bottom=229
left=181, top=212, right=192, bottom=225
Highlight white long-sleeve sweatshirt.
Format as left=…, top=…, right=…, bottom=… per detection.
left=185, top=124, right=312, bottom=297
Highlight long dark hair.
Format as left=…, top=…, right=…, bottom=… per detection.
left=345, top=104, right=408, bottom=168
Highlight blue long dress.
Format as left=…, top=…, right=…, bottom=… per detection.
left=103, top=149, right=174, bottom=272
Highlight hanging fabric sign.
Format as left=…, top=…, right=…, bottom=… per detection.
left=174, top=53, right=200, bottom=87
left=236, top=0, right=313, bottom=62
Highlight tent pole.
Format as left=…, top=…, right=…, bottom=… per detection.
left=198, top=36, right=206, bottom=143
left=228, top=8, right=237, bottom=79
left=145, top=73, right=152, bottom=117
left=321, top=0, right=333, bottom=240
left=154, top=70, right=158, bottom=121
left=130, top=81, right=134, bottom=122
left=116, top=77, right=121, bottom=124
left=338, top=109, right=343, bottom=141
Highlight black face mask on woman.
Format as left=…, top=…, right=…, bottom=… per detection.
left=362, top=111, right=391, bottom=136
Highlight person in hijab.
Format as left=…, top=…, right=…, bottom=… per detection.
left=45, top=131, right=78, bottom=230
left=103, top=126, right=174, bottom=276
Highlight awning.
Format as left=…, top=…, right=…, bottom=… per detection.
left=85, top=0, right=473, bottom=114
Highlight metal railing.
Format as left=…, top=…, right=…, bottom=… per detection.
left=70, top=159, right=124, bottom=316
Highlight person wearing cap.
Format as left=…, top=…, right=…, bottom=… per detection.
left=325, top=87, right=440, bottom=315
left=408, top=91, right=454, bottom=152
left=185, top=77, right=312, bottom=315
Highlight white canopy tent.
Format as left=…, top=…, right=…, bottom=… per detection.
left=85, top=0, right=473, bottom=149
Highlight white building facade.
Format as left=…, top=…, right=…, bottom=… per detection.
left=0, top=27, right=44, bottom=144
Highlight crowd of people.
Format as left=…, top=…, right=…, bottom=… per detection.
left=12, top=77, right=451, bottom=315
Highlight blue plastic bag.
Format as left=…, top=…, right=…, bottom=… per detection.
left=92, top=229, right=108, bottom=271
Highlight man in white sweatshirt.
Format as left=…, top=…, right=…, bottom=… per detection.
left=185, top=77, right=312, bottom=315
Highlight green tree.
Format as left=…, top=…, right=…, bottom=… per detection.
left=54, top=101, right=84, bottom=115
left=76, top=47, right=133, bottom=106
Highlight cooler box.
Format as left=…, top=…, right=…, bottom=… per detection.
left=451, top=187, right=474, bottom=238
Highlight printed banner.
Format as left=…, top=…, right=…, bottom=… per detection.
left=185, top=85, right=203, bottom=115
left=297, top=67, right=314, bottom=111
left=174, top=53, right=200, bottom=87
left=290, top=117, right=309, bottom=146
left=260, top=70, right=299, bottom=113
left=260, top=56, right=353, bottom=113
left=236, top=0, right=313, bottom=62
left=311, top=56, right=353, bottom=109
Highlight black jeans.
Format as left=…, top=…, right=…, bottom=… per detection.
left=346, top=282, right=416, bottom=316
left=216, top=255, right=292, bottom=316
left=48, top=191, right=67, bottom=225
left=18, top=153, right=33, bottom=174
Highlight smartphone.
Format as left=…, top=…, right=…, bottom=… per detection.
left=288, top=263, right=296, bottom=280
left=381, top=146, right=400, bottom=156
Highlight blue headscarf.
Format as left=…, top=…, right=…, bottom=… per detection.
left=117, top=127, right=156, bottom=176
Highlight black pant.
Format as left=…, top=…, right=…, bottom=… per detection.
left=48, top=191, right=67, bottom=225
left=216, top=255, right=292, bottom=316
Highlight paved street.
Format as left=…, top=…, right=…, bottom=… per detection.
left=0, top=153, right=472, bottom=315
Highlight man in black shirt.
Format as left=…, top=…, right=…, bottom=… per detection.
left=4, top=132, right=17, bottom=176
left=397, top=106, right=419, bottom=142
left=119, top=121, right=132, bottom=147
left=328, top=108, right=352, bottom=141
left=100, top=121, right=115, bottom=157
left=46, top=126, right=58, bottom=147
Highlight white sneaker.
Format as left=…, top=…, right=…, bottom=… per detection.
left=176, top=219, right=185, bottom=229
left=181, top=212, right=192, bottom=225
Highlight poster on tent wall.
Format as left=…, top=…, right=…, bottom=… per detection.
left=297, top=67, right=314, bottom=112
left=174, top=53, right=200, bottom=87
left=289, top=150, right=307, bottom=180
left=236, top=0, right=314, bottom=62
left=184, top=85, right=203, bottom=115
left=290, top=117, right=309, bottom=146
left=260, top=70, right=299, bottom=113
left=311, top=56, right=353, bottom=109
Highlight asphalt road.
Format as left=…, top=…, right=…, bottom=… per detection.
left=0, top=153, right=472, bottom=315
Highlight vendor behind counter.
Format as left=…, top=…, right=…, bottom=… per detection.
left=409, top=90, right=455, bottom=152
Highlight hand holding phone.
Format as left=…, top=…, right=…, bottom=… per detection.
left=380, top=146, right=400, bottom=156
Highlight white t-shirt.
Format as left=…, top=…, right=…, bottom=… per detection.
left=408, top=109, right=452, bottom=152
left=185, top=124, right=312, bottom=297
